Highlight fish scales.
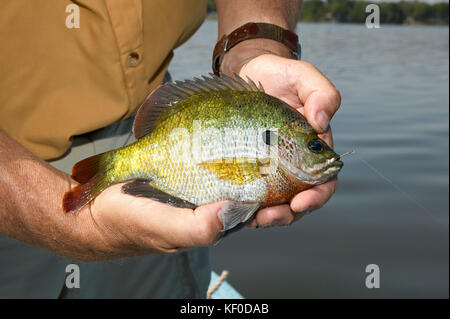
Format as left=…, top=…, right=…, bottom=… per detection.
left=115, top=91, right=296, bottom=204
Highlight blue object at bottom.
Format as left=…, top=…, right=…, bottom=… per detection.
left=208, top=271, right=244, bottom=299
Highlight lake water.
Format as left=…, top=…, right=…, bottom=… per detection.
left=169, top=21, right=449, bottom=298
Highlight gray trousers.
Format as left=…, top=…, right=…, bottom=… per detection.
left=0, top=114, right=211, bottom=298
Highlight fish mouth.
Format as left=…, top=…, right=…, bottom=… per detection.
left=309, top=156, right=343, bottom=183
left=324, top=158, right=343, bottom=179
left=279, top=156, right=343, bottom=185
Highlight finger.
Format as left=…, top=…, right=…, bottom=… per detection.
left=303, top=89, right=341, bottom=133
left=155, top=201, right=225, bottom=248
left=294, top=63, right=341, bottom=133
left=318, top=126, right=334, bottom=148
left=290, top=177, right=339, bottom=213
left=247, top=204, right=295, bottom=228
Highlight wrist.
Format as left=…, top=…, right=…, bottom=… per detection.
left=220, top=38, right=293, bottom=77
left=75, top=195, right=137, bottom=260
left=213, top=22, right=300, bottom=76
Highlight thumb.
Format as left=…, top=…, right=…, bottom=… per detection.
left=303, top=88, right=341, bottom=134
left=173, top=201, right=225, bottom=248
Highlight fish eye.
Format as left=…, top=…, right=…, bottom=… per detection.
left=262, top=130, right=276, bottom=146
left=308, top=139, right=324, bottom=153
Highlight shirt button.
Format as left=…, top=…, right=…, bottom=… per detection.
left=127, top=52, right=140, bottom=67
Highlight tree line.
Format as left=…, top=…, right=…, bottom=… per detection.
left=207, top=0, right=449, bottom=25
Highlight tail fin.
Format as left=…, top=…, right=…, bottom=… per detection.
left=63, top=152, right=113, bottom=213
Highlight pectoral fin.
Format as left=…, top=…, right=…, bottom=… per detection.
left=121, top=179, right=197, bottom=209
left=218, top=201, right=260, bottom=238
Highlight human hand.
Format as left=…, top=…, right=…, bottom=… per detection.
left=221, top=43, right=342, bottom=227
left=82, top=183, right=223, bottom=258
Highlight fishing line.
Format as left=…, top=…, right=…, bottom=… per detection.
left=338, top=150, right=355, bottom=159
left=354, top=152, right=448, bottom=230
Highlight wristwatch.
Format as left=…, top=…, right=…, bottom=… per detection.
left=212, top=22, right=301, bottom=76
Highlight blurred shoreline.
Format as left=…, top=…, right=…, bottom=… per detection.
left=206, top=13, right=448, bottom=26
left=206, top=0, right=449, bottom=26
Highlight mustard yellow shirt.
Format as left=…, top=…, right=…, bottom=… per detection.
left=0, top=0, right=206, bottom=159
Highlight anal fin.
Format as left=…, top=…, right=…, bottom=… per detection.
left=63, top=174, right=109, bottom=213
left=121, top=179, right=197, bottom=209
left=71, top=152, right=106, bottom=184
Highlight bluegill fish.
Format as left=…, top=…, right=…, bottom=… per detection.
left=63, top=74, right=343, bottom=236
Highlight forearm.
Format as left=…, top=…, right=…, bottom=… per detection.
left=216, top=0, right=301, bottom=35
left=0, top=129, right=103, bottom=260
left=215, top=0, right=302, bottom=75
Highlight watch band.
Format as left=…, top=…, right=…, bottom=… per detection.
left=212, top=22, right=301, bottom=76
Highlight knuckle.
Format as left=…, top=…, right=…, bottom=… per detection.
left=329, top=88, right=342, bottom=108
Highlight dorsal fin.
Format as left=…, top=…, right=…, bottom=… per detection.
left=133, top=73, right=265, bottom=139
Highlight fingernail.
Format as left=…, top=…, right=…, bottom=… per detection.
left=296, top=206, right=314, bottom=215
left=263, top=219, right=282, bottom=228
left=316, top=111, right=330, bottom=132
